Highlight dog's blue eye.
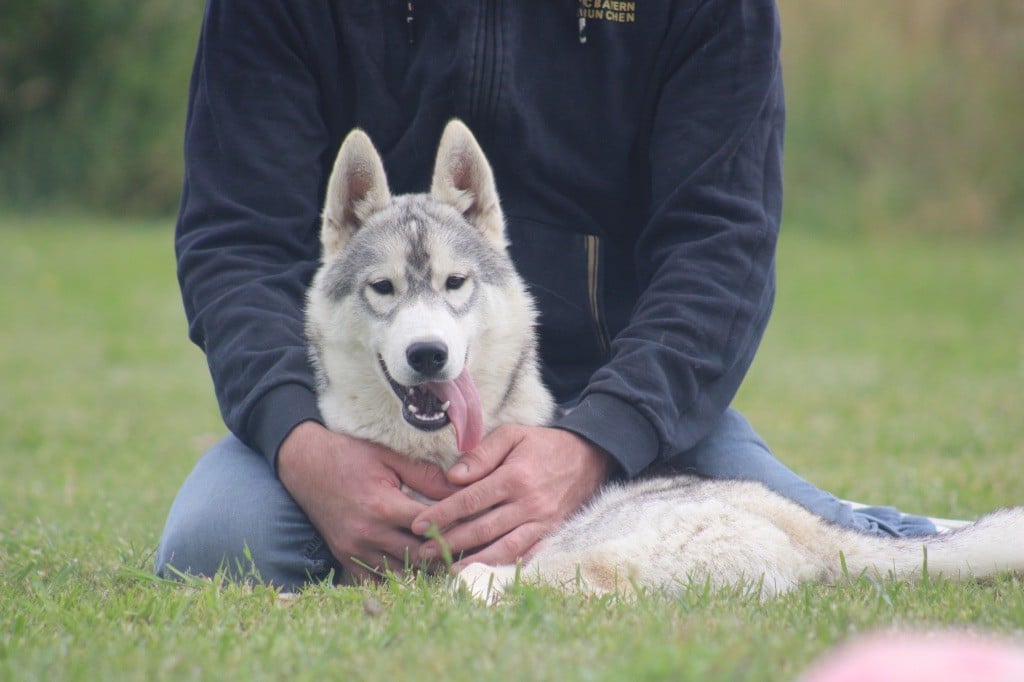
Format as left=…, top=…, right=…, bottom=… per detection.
left=446, top=275, right=466, bottom=291
left=369, top=279, right=394, bottom=295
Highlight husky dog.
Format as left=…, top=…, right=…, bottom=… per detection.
left=306, top=120, right=553, bottom=466
left=306, top=120, right=1024, bottom=600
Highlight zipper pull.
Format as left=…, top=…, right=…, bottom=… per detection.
left=578, top=16, right=587, bottom=44
left=406, top=1, right=416, bottom=45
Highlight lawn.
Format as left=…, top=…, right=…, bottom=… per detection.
left=1, top=214, right=1022, bottom=680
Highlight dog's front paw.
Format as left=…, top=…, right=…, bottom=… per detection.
left=456, top=562, right=517, bottom=604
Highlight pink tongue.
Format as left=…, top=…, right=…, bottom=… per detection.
left=424, top=369, right=483, bottom=453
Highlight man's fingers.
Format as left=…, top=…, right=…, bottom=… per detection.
left=452, top=523, right=545, bottom=569
left=359, top=478, right=436, bottom=529
left=385, top=453, right=462, bottom=501
left=417, top=504, right=521, bottom=560
left=340, top=527, right=422, bottom=576
left=374, top=529, right=422, bottom=565
left=446, top=424, right=523, bottom=485
left=344, top=552, right=407, bottom=582
left=410, top=476, right=507, bottom=537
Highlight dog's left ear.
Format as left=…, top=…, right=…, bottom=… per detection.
left=430, top=120, right=507, bottom=250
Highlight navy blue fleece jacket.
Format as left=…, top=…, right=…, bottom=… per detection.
left=175, top=0, right=784, bottom=478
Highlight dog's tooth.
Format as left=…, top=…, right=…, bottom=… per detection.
left=408, top=404, right=419, bottom=414
left=407, top=387, right=415, bottom=396
left=441, top=400, right=451, bottom=412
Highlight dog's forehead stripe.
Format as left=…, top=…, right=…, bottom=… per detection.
left=405, top=217, right=432, bottom=279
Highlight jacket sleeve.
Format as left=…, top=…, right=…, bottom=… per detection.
left=554, top=0, right=784, bottom=477
left=175, top=0, right=338, bottom=470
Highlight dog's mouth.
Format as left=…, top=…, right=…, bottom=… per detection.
left=378, top=356, right=483, bottom=452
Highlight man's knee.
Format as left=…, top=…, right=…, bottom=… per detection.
left=156, top=487, right=264, bottom=584
left=155, top=435, right=338, bottom=590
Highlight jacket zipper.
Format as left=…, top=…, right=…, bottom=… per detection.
left=585, top=235, right=611, bottom=357
left=468, top=1, right=502, bottom=130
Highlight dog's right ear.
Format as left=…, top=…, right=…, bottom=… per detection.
left=320, top=129, right=392, bottom=258
left=431, top=119, right=507, bottom=251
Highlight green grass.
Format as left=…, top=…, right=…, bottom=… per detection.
left=1, top=215, right=1022, bottom=681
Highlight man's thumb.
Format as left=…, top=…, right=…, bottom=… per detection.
left=446, top=425, right=519, bottom=485
left=389, top=455, right=460, bottom=501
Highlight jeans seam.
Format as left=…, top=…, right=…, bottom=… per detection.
left=302, top=534, right=329, bottom=576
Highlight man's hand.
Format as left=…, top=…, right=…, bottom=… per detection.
left=277, top=421, right=459, bottom=581
left=411, top=425, right=615, bottom=567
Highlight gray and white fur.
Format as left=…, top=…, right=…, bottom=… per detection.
left=307, top=120, right=1024, bottom=600
left=306, top=120, right=554, bottom=468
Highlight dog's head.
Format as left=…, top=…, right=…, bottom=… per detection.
left=307, top=120, right=536, bottom=457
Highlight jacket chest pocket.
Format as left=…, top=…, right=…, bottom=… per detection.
left=506, top=217, right=611, bottom=401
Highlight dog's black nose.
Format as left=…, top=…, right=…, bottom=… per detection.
left=406, top=341, right=448, bottom=376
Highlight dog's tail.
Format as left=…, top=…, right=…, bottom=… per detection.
left=838, top=507, right=1024, bottom=582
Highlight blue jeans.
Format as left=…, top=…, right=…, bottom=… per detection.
left=155, top=408, right=935, bottom=590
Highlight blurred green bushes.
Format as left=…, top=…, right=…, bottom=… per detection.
left=1, top=0, right=1021, bottom=234
left=0, top=1, right=202, bottom=214
left=781, top=0, right=1024, bottom=236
